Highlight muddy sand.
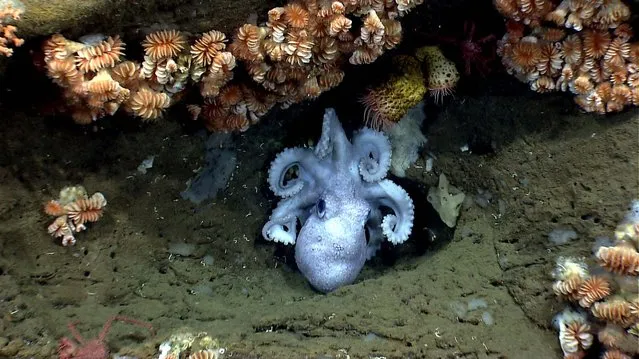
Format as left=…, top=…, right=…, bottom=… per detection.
left=0, top=69, right=637, bottom=358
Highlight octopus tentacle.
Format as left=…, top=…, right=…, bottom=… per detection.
left=262, top=210, right=303, bottom=245
left=262, top=187, right=318, bottom=244
left=362, top=180, right=414, bottom=245
left=268, top=147, right=316, bottom=198
left=314, top=109, right=333, bottom=159
left=352, top=128, right=392, bottom=183
left=314, top=108, right=351, bottom=166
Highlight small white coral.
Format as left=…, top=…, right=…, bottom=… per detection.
left=552, top=256, right=590, bottom=281
left=427, top=173, right=465, bottom=228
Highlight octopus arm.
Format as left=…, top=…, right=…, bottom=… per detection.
left=314, top=108, right=352, bottom=166
left=362, top=180, right=414, bottom=245
left=352, top=128, right=392, bottom=183
left=262, top=209, right=304, bottom=245
left=262, top=187, right=318, bottom=244
left=268, top=147, right=322, bottom=198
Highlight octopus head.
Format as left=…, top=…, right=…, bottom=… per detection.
left=294, top=190, right=371, bottom=293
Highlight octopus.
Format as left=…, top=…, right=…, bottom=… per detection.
left=262, top=108, right=415, bottom=293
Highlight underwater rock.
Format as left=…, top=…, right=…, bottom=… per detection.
left=181, top=133, right=236, bottom=204
left=1, top=0, right=272, bottom=75
left=18, top=0, right=271, bottom=39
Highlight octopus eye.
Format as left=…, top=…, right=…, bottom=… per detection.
left=317, top=199, right=326, bottom=218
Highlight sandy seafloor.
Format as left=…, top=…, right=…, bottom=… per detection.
left=0, top=67, right=637, bottom=359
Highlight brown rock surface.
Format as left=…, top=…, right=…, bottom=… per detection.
left=19, top=0, right=276, bottom=38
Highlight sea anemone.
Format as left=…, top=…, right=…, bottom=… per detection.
left=187, top=349, right=225, bottom=359
left=143, top=30, right=186, bottom=61
left=328, top=15, right=352, bottom=36
left=554, top=309, right=593, bottom=358
left=601, top=349, right=633, bottom=359
left=217, top=84, right=244, bottom=107
left=284, top=30, right=314, bottom=66
left=230, top=24, right=264, bottom=61
left=44, top=200, right=66, bottom=217
left=283, top=3, right=310, bottom=29
left=314, top=37, right=339, bottom=64
left=577, top=275, right=611, bottom=308
left=75, top=36, right=125, bottom=73
left=47, top=215, right=75, bottom=246
left=64, top=192, right=107, bottom=226
left=604, top=37, right=630, bottom=68
left=0, top=3, right=24, bottom=57
left=44, top=186, right=106, bottom=246
left=46, top=57, right=83, bottom=87
left=191, top=30, right=227, bottom=67
left=536, top=43, right=563, bottom=75
left=110, top=61, right=141, bottom=89
left=127, top=87, right=171, bottom=121
left=349, top=45, right=382, bottom=65
left=510, top=38, right=541, bottom=71
left=360, top=10, right=384, bottom=47
left=562, top=34, right=583, bottom=65
left=210, top=52, right=236, bottom=75
left=595, top=242, right=639, bottom=275
left=552, top=257, right=590, bottom=299
left=530, top=75, right=555, bottom=92
left=382, top=19, right=402, bottom=49
left=582, top=30, right=611, bottom=59
left=591, top=299, right=635, bottom=327
left=84, top=70, right=127, bottom=103
left=318, top=68, right=344, bottom=90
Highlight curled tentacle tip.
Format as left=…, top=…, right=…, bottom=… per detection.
left=267, top=147, right=308, bottom=198
left=263, top=223, right=296, bottom=245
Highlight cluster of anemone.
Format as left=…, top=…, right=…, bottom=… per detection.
left=44, top=185, right=107, bottom=246
left=190, top=0, right=420, bottom=132
left=42, top=30, right=204, bottom=124
left=41, top=0, right=424, bottom=132
left=551, top=201, right=639, bottom=359
left=0, top=0, right=24, bottom=57
left=494, top=0, right=638, bottom=113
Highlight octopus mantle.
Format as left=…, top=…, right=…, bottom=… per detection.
left=262, top=108, right=414, bottom=293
